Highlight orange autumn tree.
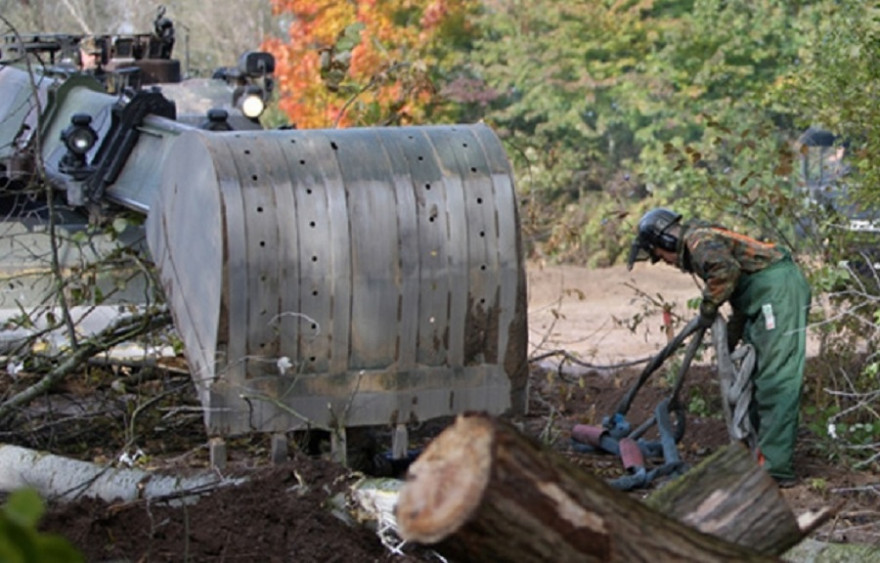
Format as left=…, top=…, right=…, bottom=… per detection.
left=263, top=0, right=481, bottom=129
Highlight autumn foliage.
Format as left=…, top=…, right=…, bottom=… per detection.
left=263, top=0, right=480, bottom=129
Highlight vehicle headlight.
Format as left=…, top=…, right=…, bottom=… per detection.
left=62, top=114, right=98, bottom=155
left=241, top=93, right=265, bottom=119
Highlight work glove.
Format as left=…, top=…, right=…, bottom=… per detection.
left=698, top=301, right=718, bottom=329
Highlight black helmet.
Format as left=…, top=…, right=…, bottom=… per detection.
left=626, top=208, right=683, bottom=270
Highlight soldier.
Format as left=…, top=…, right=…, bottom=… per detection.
left=627, top=208, right=811, bottom=487
left=78, top=36, right=103, bottom=71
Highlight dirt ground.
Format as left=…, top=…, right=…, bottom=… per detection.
left=22, top=262, right=880, bottom=560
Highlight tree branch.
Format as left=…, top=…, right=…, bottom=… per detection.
left=0, top=309, right=173, bottom=421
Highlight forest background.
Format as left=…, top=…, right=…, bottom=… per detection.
left=2, top=0, right=878, bottom=475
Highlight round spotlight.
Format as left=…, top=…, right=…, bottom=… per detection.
left=241, top=94, right=265, bottom=119
left=66, top=127, right=97, bottom=154
left=62, top=114, right=98, bottom=155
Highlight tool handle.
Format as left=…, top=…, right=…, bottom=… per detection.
left=613, top=316, right=704, bottom=417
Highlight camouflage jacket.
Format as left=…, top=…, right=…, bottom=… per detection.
left=676, top=220, right=786, bottom=313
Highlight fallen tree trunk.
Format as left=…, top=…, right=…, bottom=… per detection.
left=395, top=413, right=814, bottom=562
left=0, top=443, right=243, bottom=504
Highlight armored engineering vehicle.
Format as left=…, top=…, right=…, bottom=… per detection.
left=0, top=12, right=528, bottom=460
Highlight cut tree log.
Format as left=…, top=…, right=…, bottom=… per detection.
left=395, top=413, right=823, bottom=563
left=646, top=443, right=832, bottom=555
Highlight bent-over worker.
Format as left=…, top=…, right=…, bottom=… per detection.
left=627, top=208, right=811, bottom=486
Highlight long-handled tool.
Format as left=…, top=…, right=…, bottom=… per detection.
left=571, top=316, right=707, bottom=490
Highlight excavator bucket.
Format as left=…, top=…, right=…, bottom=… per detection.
left=145, top=123, right=528, bottom=435
left=1, top=24, right=528, bottom=441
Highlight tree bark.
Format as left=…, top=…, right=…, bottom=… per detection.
left=396, top=413, right=784, bottom=563
left=645, top=443, right=829, bottom=555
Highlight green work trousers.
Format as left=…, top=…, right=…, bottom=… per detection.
left=729, top=256, right=811, bottom=480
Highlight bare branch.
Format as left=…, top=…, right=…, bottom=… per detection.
left=0, top=309, right=172, bottom=421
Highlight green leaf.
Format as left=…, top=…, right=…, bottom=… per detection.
left=2, top=489, right=44, bottom=529
left=336, top=23, right=365, bottom=52
left=112, top=218, right=129, bottom=234
left=0, top=490, right=85, bottom=562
